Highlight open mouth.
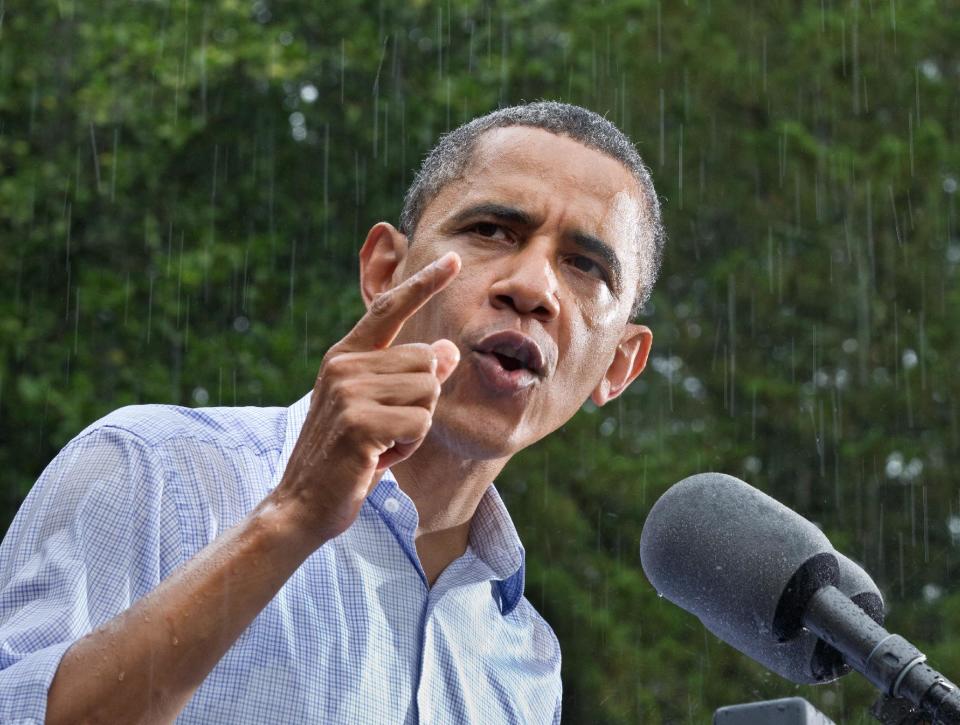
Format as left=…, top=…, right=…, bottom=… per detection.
left=472, top=330, right=547, bottom=393
left=473, top=351, right=538, bottom=393
left=493, top=352, right=526, bottom=372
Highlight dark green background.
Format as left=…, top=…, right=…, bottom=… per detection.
left=2, top=1, right=959, bottom=721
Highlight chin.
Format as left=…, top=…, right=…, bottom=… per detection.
left=428, top=409, right=528, bottom=462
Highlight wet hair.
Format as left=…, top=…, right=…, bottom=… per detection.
left=398, top=101, right=665, bottom=317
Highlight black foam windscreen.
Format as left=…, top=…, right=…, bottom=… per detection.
left=640, top=472, right=841, bottom=683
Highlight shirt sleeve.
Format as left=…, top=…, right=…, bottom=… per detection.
left=0, top=425, right=180, bottom=724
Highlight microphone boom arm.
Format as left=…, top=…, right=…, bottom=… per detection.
left=804, top=585, right=960, bottom=724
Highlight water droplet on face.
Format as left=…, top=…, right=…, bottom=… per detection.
left=171, top=636, right=179, bottom=646
left=118, top=671, right=125, bottom=682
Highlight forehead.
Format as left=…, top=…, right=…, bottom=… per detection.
left=467, top=125, right=634, bottom=185
left=431, top=126, right=644, bottom=246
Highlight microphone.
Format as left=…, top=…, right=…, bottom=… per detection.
left=639, top=473, right=960, bottom=722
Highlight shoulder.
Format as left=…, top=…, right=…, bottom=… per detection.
left=5, top=402, right=291, bottom=569
left=494, top=594, right=563, bottom=720
left=70, top=401, right=288, bottom=457
left=505, top=595, right=563, bottom=666
left=37, top=401, right=290, bottom=527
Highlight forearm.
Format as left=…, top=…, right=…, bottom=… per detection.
left=46, top=494, right=322, bottom=725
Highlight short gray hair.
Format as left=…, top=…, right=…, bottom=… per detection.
left=398, top=101, right=665, bottom=318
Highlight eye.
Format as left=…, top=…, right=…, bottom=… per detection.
left=468, top=222, right=510, bottom=241
left=567, top=255, right=608, bottom=283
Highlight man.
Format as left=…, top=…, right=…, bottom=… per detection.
left=0, top=101, right=663, bottom=723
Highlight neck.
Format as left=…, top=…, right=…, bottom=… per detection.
left=390, top=431, right=511, bottom=586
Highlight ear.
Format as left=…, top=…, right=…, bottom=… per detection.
left=359, top=222, right=410, bottom=308
left=590, top=324, right=653, bottom=406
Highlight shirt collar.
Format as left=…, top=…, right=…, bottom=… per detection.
left=467, top=483, right=527, bottom=616
left=468, top=484, right=524, bottom=578
left=271, top=390, right=527, bottom=616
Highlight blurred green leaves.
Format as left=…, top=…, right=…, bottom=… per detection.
left=2, top=1, right=960, bottom=722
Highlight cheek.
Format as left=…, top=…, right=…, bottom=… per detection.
left=444, top=265, right=488, bottom=303
left=571, top=292, right=623, bottom=333
left=558, top=273, right=626, bottom=331
left=420, top=270, right=486, bottom=333
left=560, top=323, right=622, bottom=383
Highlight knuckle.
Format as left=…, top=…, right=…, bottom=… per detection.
left=339, top=405, right=366, bottom=434
left=413, top=268, right=438, bottom=293
left=328, top=377, right=356, bottom=406
left=322, top=353, right=348, bottom=377
left=368, top=291, right=394, bottom=319
left=409, top=274, right=430, bottom=295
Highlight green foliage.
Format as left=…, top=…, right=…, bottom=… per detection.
left=2, top=0, right=959, bottom=722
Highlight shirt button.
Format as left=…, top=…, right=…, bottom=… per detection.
left=384, top=497, right=400, bottom=514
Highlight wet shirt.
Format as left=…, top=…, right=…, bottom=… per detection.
left=0, top=391, right=562, bottom=724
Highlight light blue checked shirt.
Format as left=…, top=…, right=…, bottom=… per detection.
left=0, top=390, right=562, bottom=723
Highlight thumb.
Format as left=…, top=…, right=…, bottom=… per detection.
left=430, top=339, right=460, bottom=383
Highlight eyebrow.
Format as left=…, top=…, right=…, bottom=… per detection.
left=449, top=202, right=624, bottom=295
left=449, top=202, right=535, bottom=229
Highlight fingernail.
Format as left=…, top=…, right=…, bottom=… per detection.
left=431, top=252, right=455, bottom=272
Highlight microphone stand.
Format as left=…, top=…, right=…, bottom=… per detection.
left=871, top=693, right=938, bottom=724
left=803, top=586, right=960, bottom=724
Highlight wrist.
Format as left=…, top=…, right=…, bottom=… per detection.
left=255, top=488, right=330, bottom=558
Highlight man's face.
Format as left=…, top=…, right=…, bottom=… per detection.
left=386, top=126, right=652, bottom=459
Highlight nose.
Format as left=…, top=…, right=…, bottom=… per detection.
left=488, top=238, right=561, bottom=321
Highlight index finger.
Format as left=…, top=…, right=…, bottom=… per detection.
left=342, top=251, right=461, bottom=351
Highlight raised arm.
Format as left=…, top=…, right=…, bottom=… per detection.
left=42, top=251, right=462, bottom=724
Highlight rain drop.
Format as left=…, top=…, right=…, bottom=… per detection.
left=922, top=583, right=943, bottom=603
left=885, top=452, right=904, bottom=479
left=300, top=84, right=319, bottom=104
